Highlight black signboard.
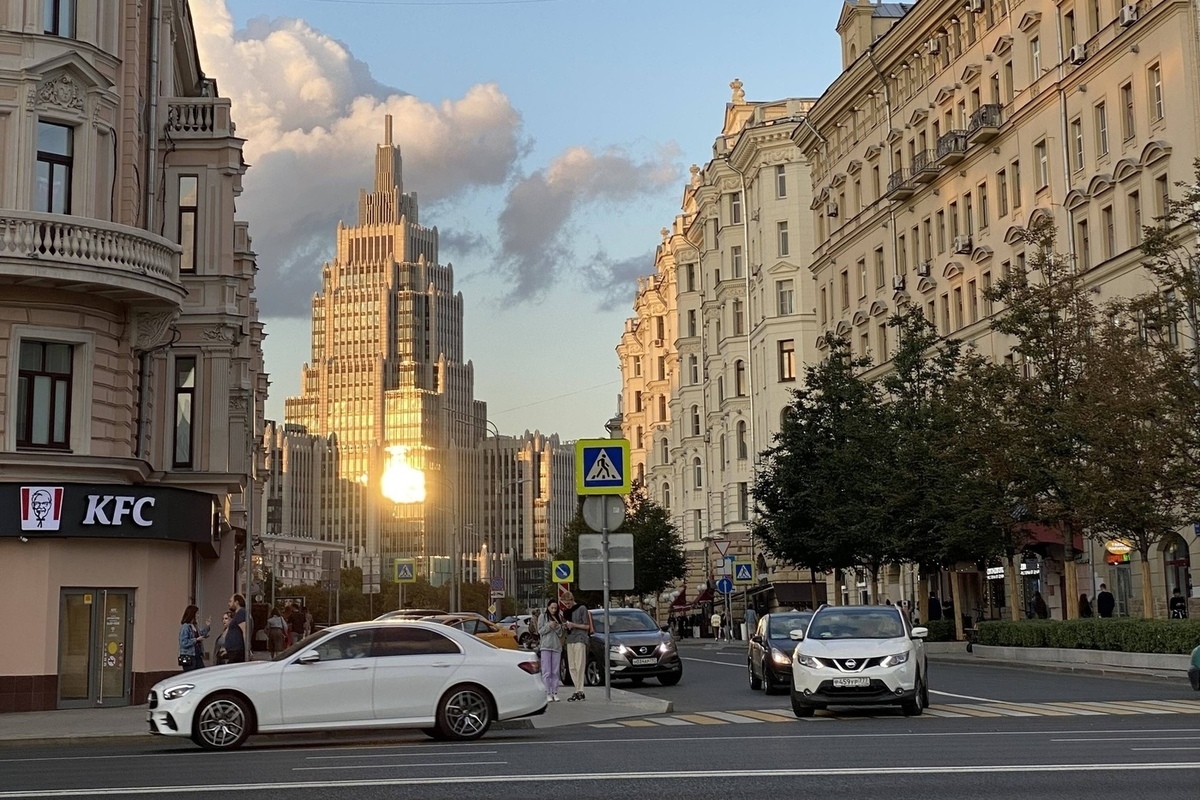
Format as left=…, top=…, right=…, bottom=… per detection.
left=1, top=483, right=218, bottom=548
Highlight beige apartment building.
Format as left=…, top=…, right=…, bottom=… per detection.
left=0, top=0, right=267, bottom=711
left=794, top=0, right=1199, bottom=618
left=620, top=81, right=821, bottom=622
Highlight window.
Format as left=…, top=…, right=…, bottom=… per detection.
left=717, top=376, right=724, bottom=401
left=1004, top=59, right=1014, bottom=103
left=1064, top=11, right=1076, bottom=48
left=778, top=339, right=795, bottom=382
left=775, top=164, right=787, bottom=198
left=997, top=169, right=1009, bottom=217
left=688, top=354, right=699, bottom=385
left=1129, top=191, right=1142, bottom=245
left=983, top=271, right=993, bottom=316
left=1030, top=36, right=1042, bottom=76
left=634, top=391, right=642, bottom=412
left=872, top=165, right=881, bottom=198
left=940, top=294, right=951, bottom=334
left=35, top=122, right=73, bottom=214
left=1070, top=118, right=1084, bottom=172
left=936, top=210, right=946, bottom=253
left=737, top=483, right=749, bottom=521
left=173, top=356, right=196, bottom=468
left=178, top=176, right=199, bottom=272
left=840, top=270, right=850, bottom=309
left=776, top=279, right=795, bottom=316
left=979, top=182, right=990, bottom=229
left=631, top=356, right=641, bottom=377
left=1076, top=219, right=1091, bottom=270
left=693, top=458, right=703, bottom=489
left=1155, top=173, right=1170, bottom=218
left=43, top=0, right=75, bottom=36
left=736, top=420, right=748, bottom=460
left=662, top=484, right=671, bottom=510
left=922, top=220, right=932, bottom=263
left=732, top=299, right=744, bottom=335
left=661, top=438, right=670, bottom=464
left=734, top=360, right=746, bottom=396
left=687, top=309, right=697, bottom=337
left=874, top=248, right=886, bottom=289
left=964, top=194, right=974, bottom=236
left=16, top=340, right=73, bottom=449
left=953, top=287, right=963, bottom=330
left=1095, top=102, right=1109, bottom=156
left=1011, top=159, right=1022, bottom=208
left=1148, top=63, right=1164, bottom=122
left=657, top=395, right=667, bottom=421
left=1121, top=82, right=1135, bottom=140
left=371, top=627, right=459, bottom=657
left=1102, top=205, right=1115, bottom=258
left=968, top=279, right=979, bottom=323
left=730, top=192, right=742, bottom=224
left=777, top=221, right=790, bottom=256
left=655, top=316, right=665, bottom=340
left=690, top=405, right=701, bottom=436
left=949, top=201, right=959, bottom=240
left=657, top=355, right=666, bottom=381
left=858, top=258, right=868, bottom=297
left=634, top=426, right=644, bottom=449
left=685, top=264, right=696, bottom=292
left=731, top=245, right=743, bottom=277
left=819, top=286, right=828, bottom=325
left=1035, top=140, right=1049, bottom=189
left=876, top=322, right=888, bottom=359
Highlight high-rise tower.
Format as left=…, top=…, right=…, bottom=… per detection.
left=285, top=116, right=488, bottom=578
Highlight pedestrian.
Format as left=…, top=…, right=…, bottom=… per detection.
left=290, top=603, right=306, bottom=644
left=214, top=610, right=231, bottom=664
left=1032, top=591, right=1049, bottom=619
left=710, top=610, right=722, bottom=640
left=1170, top=588, right=1188, bottom=619
left=927, top=591, right=943, bottom=621
left=561, top=591, right=592, bottom=701
left=744, top=605, right=759, bottom=641
left=178, top=605, right=210, bottom=672
left=1096, top=583, right=1116, bottom=618
left=303, top=607, right=313, bottom=636
left=1078, top=593, right=1094, bottom=618
left=280, top=604, right=294, bottom=648
left=537, top=600, right=565, bottom=703
left=223, top=594, right=248, bottom=664
left=266, top=607, right=286, bottom=658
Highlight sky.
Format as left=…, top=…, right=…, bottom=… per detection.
left=195, top=0, right=847, bottom=441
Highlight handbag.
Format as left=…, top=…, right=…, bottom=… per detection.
left=177, top=653, right=195, bottom=668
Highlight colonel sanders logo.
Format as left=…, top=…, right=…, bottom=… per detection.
left=21, top=486, right=64, bottom=531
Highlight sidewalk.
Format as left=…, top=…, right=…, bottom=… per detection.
left=0, top=687, right=670, bottom=744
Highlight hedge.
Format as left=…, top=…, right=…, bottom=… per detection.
left=975, top=618, right=1200, bottom=655
left=923, top=619, right=956, bottom=642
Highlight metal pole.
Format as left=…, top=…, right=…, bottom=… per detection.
left=244, top=392, right=255, bottom=663
left=602, top=518, right=611, bottom=702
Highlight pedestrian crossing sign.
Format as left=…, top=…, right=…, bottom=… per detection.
left=575, top=438, right=631, bottom=495
left=732, top=561, right=754, bottom=585
left=394, top=558, right=417, bottom=584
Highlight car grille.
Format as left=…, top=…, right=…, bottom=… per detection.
left=629, top=645, right=657, bottom=657
left=148, top=690, right=158, bottom=710
left=816, top=656, right=884, bottom=672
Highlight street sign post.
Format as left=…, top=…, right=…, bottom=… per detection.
left=575, top=439, right=631, bottom=495
left=716, top=577, right=734, bottom=595
left=551, top=560, right=575, bottom=583
left=394, top=558, right=417, bottom=614
left=579, top=533, right=633, bottom=591
left=732, top=561, right=754, bottom=585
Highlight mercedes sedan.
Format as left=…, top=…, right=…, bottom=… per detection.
left=148, top=620, right=546, bottom=750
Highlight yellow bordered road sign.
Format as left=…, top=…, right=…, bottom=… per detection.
left=575, top=439, right=630, bottom=495
left=552, top=560, right=575, bottom=583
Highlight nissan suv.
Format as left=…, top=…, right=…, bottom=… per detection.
left=788, top=605, right=928, bottom=717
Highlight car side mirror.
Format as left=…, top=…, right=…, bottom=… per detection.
left=660, top=625, right=671, bottom=632
left=911, top=626, right=929, bottom=639
left=296, top=650, right=321, bottom=665
left=750, top=634, right=763, bottom=644
left=788, top=629, right=805, bottom=641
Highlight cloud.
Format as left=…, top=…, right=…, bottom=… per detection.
left=583, top=251, right=655, bottom=311
left=191, top=1, right=526, bottom=317
left=494, top=147, right=679, bottom=303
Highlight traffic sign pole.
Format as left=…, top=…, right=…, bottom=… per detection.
left=603, top=517, right=611, bottom=702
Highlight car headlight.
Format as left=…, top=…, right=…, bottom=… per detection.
left=770, top=647, right=792, bottom=665
left=161, top=684, right=195, bottom=701
left=880, top=651, right=910, bottom=668
left=658, top=640, right=676, bottom=654
left=794, top=653, right=821, bottom=669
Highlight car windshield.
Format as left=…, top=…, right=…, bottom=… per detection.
left=768, top=614, right=813, bottom=639
left=591, top=610, right=657, bottom=633
left=806, top=608, right=906, bottom=640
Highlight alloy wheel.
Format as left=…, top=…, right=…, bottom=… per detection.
left=440, top=688, right=491, bottom=740
left=196, top=697, right=248, bottom=750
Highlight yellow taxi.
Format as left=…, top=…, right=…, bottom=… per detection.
left=423, top=614, right=519, bottom=649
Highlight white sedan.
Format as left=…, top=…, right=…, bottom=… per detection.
left=148, top=620, right=547, bottom=750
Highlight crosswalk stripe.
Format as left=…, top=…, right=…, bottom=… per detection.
left=1041, top=702, right=1108, bottom=715
left=1064, top=702, right=1143, bottom=715
left=984, top=702, right=1075, bottom=717
left=1140, top=700, right=1200, bottom=713
left=923, top=707, right=971, bottom=718
left=589, top=723, right=624, bottom=728
left=700, top=711, right=768, bottom=724
left=1103, top=701, right=1178, bottom=715
left=973, top=704, right=1040, bottom=717
left=618, top=719, right=658, bottom=727
left=673, top=714, right=729, bottom=725
left=943, top=704, right=1005, bottom=718
left=644, top=716, right=695, bottom=726
left=733, top=709, right=797, bottom=722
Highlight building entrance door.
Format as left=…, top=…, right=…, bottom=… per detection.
left=57, top=589, right=134, bottom=709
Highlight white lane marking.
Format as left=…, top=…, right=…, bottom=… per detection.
left=698, top=711, right=762, bottom=724
left=8, top=762, right=1200, bottom=796
left=644, top=717, right=694, bottom=726
left=683, top=656, right=745, bottom=667
left=1053, top=737, right=1200, bottom=743
left=929, top=689, right=1004, bottom=703
left=1130, top=747, right=1200, bottom=751
left=304, top=750, right=497, bottom=761
left=294, top=760, right=508, bottom=771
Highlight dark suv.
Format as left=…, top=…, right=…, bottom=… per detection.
left=562, top=608, right=683, bottom=687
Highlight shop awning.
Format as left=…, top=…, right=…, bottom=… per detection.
left=1021, top=522, right=1084, bottom=552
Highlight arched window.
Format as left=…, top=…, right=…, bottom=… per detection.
left=658, top=395, right=667, bottom=421
left=661, top=438, right=670, bottom=464
left=691, top=405, right=701, bottom=436
left=635, top=426, right=644, bottom=449
left=662, top=482, right=671, bottom=509
left=737, top=420, right=748, bottom=460
left=693, top=457, right=703, bottom=488
left=735, top=360, right=747, bottom=396
left=780, top=406, right=795, bottom=429
left=636, top=463, right=645, bottom=483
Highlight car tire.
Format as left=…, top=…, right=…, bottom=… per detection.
left=790, top=693, right=814, bottom=718
left=920, top=666, right=930, bottom=709
left=762, top=662, right=779, bottom=695
left=585, top=659, right=603, bottom=687
left=435, top=685, right=493, bottom=741
left=192, top=693, right=252, bottom=751
left=748, top=660, right=763, bottom=691
left=901, top=673, right=925, bottom=717
left=657, top=671, right=682, bottom=686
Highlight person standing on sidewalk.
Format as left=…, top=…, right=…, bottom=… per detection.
left=710, top=610, right=722, bottom=640
left=178, top=605, right=210, bottom=671
left=562, top=591, right=592, bottom=701
left=537, top=600, right=565, bottom=703
left=266, top=608, right=286, bottom=658
left=224, top=594, right=248, bottom=663
left=1097, top=584, right=1116, bottom=618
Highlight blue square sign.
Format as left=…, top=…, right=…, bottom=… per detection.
left=575, top=439, right=631, bottom=495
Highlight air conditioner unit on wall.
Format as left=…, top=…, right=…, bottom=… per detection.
left=1119, top=4, right=1139, bottom=27
left=1069, top=44, right=1087, bottom=64
left=926, top=38, right=941, bottom=55
left=965, top=0, right=984, bottom=13
left=916, top=262, right=932, bottom=278
left=892, top=274, right=906, bottom=290
left=826, top=201, right=839, bottom=217
left=953, top=235, right=973, bottom=254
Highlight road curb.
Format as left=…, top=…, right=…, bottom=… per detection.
left=929, top=653, right=1188, bottom=684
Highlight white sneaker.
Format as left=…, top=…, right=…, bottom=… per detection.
left=547, top=694, right=554, bottom=702
left=552, top=694, right=560, bottom=702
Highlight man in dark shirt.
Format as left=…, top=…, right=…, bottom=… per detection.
left=1096, top=583, right=1116, bottom=618
left=224, top=594, right=248, bottom=663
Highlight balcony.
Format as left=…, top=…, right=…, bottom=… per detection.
left=886, top=168, right=915, bottom=200
left=164, top=97, right=234, bottom=139
left=936, top=130, right=970, bottom=165
left=0, top=211, right=183, bottom=306
left=967, top=104, right=1004, bottom=144
left=910, top=149, right=941, bottom=185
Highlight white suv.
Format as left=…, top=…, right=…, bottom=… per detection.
left=788, top=605, right=928, bottom=717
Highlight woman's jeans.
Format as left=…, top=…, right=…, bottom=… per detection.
left=540, top=648, right=561, bottom=695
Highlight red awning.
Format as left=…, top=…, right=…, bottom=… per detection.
left=1021, top=522, right=1084, bottom=552
left=669, top=588, right=689, bottom=610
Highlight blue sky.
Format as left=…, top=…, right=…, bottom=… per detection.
left=199, top=0, right=847, bottom=440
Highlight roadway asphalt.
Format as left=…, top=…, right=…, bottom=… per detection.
left=3, top=647, right=1200, bottom=799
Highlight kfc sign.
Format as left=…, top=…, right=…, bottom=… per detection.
left=83, top=495, right=156, bottom=527
left=21, top=486, right=64, bottom=531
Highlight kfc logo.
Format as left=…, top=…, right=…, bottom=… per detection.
left=21, top=486, right=64, bottom=531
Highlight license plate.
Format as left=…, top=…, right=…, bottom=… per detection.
left=632, top=657, right=658, bottom=666
left=832, top=677, right=870, bottom=688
